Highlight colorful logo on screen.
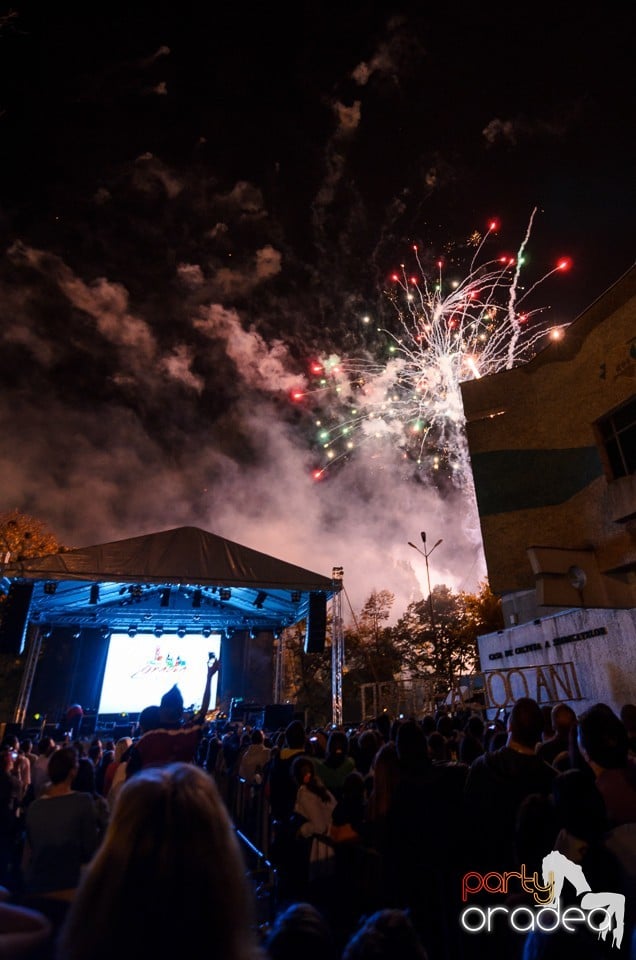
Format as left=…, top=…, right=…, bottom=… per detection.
left=130, top=647, right=188, bottom=677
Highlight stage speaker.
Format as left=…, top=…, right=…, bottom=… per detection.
left=263, top=703, right=294, bottom=732
left=0, top=581, right=34, bottom=655
left=304, top=592, right=327, bottom=654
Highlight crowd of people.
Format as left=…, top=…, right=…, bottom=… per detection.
left=0, top=656, right=634, bottom=960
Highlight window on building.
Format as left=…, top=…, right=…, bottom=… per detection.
left=596, top=394, right=636, bottom=479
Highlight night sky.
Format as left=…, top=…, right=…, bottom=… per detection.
left=0, top=4, right=634, bottom=620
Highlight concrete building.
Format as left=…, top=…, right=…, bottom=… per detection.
left=460, top=263, right=636, bottom=716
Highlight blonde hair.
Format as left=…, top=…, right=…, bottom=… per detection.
left=57, top=763, right=263, bottom=960
left=113, top=737, right=132, bottom=762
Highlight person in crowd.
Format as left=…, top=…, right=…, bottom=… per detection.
left=262, top=901, right=338, bottom=960
left=21, top=746, right=98, bottom=900
left=30, top=738, right=57, bottom=801
left=379, top=718, right=468, bottom=960
left=64, top=706, right=84, bottom=742
left=1, top=737, right=31, bottom=808
left=330, top=770, right=366, bottom=844
left=459, top=714, right=485, bottom=765
left=535, top=701, right=577, bottom=767
left=290, top=755, right=337, bottom=889
left=463, top=697, right=557, bottom=874
left=620, top=703, right=636, bottom=756
left=94, top=742, right=114, bottom=796
left=238, top=728, right=271, bottom=784
left=373, top=713, right=392, bottom=745
left=71, top=756, right=109, bottom=846
left=435, top=713, right=460, bottom=760
left=313, top=729, right=356, bottom=801
left=360, top=740, right=400, bottom=851
left=265, top=719, right=309, bottom=883
left=577, top=702, right=636, bottom=827
left=20, top=739, right=38, bottom=778
left=265, top=719, right=308, bottom=823
left=125, top=656, right=219, bottom=776
left=55, top=762, right=265, bottom=960
left=350, top=727, right=381, bottom=779
left=102, top=737, right=133, bottom=798
left=0, top=899, right=53, bottom=957
left=341, top=908, right=429, bottom=960
left=427, top=730, right=451, bottom=764
left=0, top=745, right=21, bottom=889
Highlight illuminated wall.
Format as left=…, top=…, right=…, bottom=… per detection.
left=460, top=264, right=636, bottom=614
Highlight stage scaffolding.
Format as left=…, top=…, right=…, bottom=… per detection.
left=331, top=567, right=344, bottom=727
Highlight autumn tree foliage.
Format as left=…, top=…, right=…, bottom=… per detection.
left=0, top=508, right=65, bottom=569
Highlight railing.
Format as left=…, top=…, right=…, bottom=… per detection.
left=232, top=776, right=270, bottom=858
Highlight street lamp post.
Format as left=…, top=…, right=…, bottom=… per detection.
left=408, top=531, right=443, bottom=631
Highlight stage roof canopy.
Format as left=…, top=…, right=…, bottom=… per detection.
left=2, top=526, right=338, bottom=637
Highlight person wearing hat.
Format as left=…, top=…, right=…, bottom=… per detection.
left=125, top=656, right=220, bottom=778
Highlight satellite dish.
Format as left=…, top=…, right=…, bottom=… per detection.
left=567, top=565, right=587, bottom=591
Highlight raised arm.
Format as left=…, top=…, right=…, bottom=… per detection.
left=193, top=656, right=220, bottom=724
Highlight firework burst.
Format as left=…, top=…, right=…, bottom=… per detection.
left=298, top=210, right=571, bottom=487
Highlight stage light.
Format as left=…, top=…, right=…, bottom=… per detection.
left=192, top=589, right=202, bottom=608
left=177, top=626, right=187, bottom=638
left=290, top=591, right=301, bottom=603
left=128, top=625, right=137, bottom=638
left=154, top=625, right=164, bottom=638
left=89, top=584, right=99, bottom=604
left=249, top=627, right=257, bottom=640
left=253, top=591, right=267, bottom=609
left=44, top=582, right=57, bottom=595
left=202, top=626, right=212, bottom=638
left=160, top=588, right=171, bottom=607
left=219, top=588, right=231, bottom=601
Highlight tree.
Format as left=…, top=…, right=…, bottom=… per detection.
left=0, top=511, right=65, bottom=720
left=340, top=590, right=401, bottom=721
left=0, top=509, right=65, bottom=570
left=390, top=580, right=503, bottom=689
left=278, top=622, right=332, bottom=727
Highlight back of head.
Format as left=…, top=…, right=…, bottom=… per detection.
left=58, top=762, right=260, bottom=960
left=508, top=697, right=545, bottom=749
left=250, top=728, right=264, bottom=745
left=620, top=703, right=636, bottom=731
left=326, top=729, right=348, bottom=757
left=342, top=908, right=429, bottom=960
left=292, top=755, right=315, bottom=785
left=138, top=705, right=161, bottom=733
left=284, top=719, right=306, bottom=750
left=551, top=703, right=577, bottom=736
left=48, top=746, right=79, bottom=785
left=38, top=738, right=54, bottom=757
left=159, top=685, right=184, bottom=724
left=114, top=737, right=133, bottom=762
left=465, top=715, right=485, bottom=739
left=264, top=901, right=338, bottom=960
left=578, top=703, right=628, bottom=769
left=427, top=731, right=448, bottom=763
left=395, top=719, right=430, bottom=773
left=374, top=713, right=392, bottom=742
left=72, top=756, right=96, bottom=793
left=552, top=768, right=608, bottom=840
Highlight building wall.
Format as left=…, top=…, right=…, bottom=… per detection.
left=460, top=265, right=636, bottom=610
left=477, top=606, right=636, bottom=719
